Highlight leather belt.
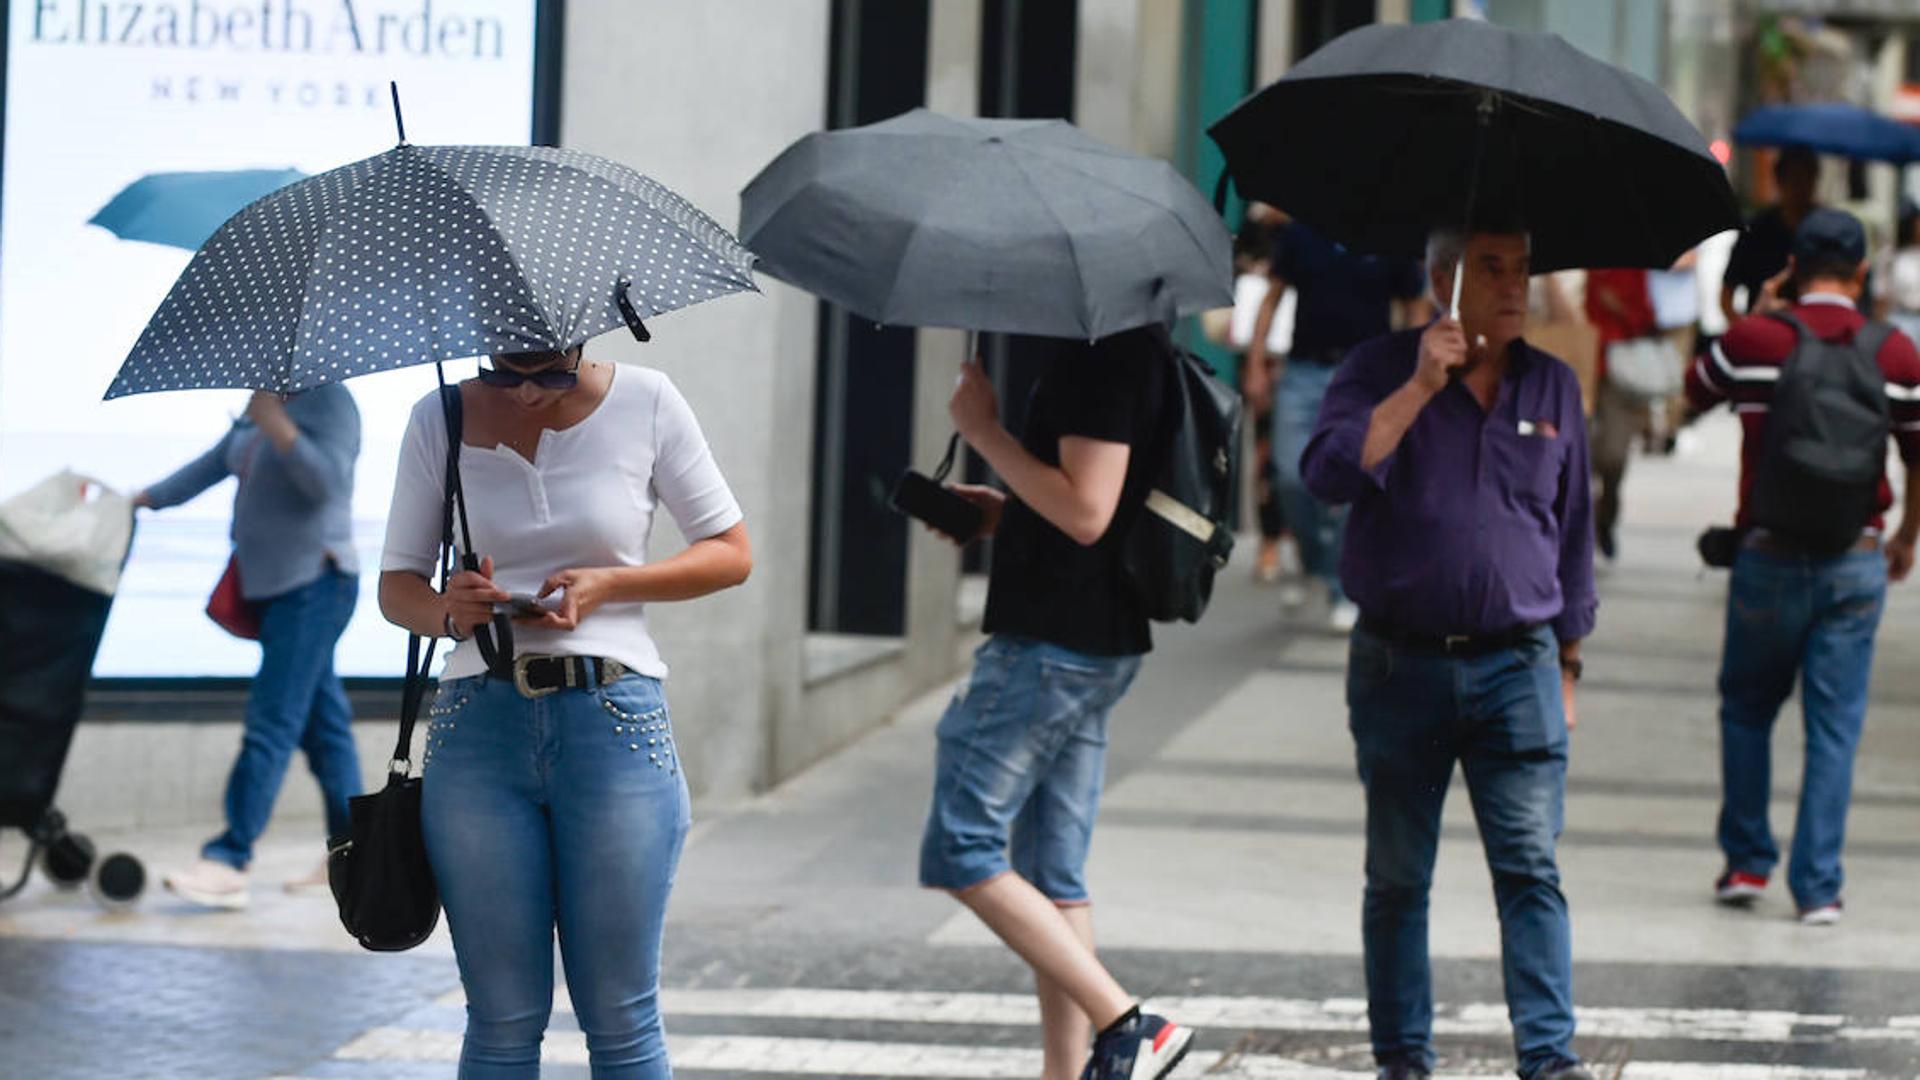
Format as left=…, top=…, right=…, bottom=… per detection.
left=1742, top=530, right=1879, bottom=558
left=510, top=654, right=629, bottom=699
left=1357, top=614, right=1543, bottom=658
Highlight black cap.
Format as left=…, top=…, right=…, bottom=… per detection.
left=1792, top=207, right=1867, bottom=268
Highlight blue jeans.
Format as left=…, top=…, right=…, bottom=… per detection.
left=422, top=672, right=691, bottom=1079
left=1717, top=546, right=1886, bottom=909
left=920, top=636, right=1142, bottom=903
left=203, top=568, right=360, bottom=870
left=1347, top=626, right=1575, bottom=1076
left=1274, top=360, right=1348, bottom=603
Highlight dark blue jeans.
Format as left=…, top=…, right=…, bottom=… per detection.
left=1717, top=546, right=1886, bottom=909
left=203, top=568, right=360, bottom=870
left=1347, top=626, right=1575, bottom=1077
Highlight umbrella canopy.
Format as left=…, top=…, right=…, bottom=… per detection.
left=1208, top=18, right=1739, bottom=273
left=90, top=168, right=306, bottom=252
left=106, top=144, right=757, bottom=399
left=1734, top=103, right=1920, bottom=165
left=740, top=108, right=1232, bottom=340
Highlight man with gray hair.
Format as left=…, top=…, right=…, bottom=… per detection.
left=1300, top=225, right=1596, bottom=1080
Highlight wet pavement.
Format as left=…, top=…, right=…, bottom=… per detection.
left=4, top=411, right=1919, bottom=1079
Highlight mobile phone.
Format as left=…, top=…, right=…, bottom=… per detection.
left=499, top=592, right=549, bottom=618
left=890, top=470, right=984, bottom=541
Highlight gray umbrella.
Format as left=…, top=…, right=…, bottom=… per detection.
left=739, top=108, right=1232, bottom=340
left=106, top=143, right=757, bottom=399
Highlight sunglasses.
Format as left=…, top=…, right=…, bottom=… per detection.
left=477, top=350, right=580, bottom=390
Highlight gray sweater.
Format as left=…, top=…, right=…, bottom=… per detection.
left=145, top=383, right=360, bottom=601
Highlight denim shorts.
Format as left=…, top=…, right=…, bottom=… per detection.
left=918, top=635, right=1142, bottom=904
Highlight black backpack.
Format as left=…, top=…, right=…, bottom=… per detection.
left=1121, top=348, right=1244, bottom=622
left=1748, top=314, right=1892, bottom=555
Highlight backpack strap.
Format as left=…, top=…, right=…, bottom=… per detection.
left=1768, top=311, right=1816, bottom=342
left=1854, top=319, right=1896, bottom=376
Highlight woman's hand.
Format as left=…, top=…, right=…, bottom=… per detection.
left=445, top=555, right=508, bottom=637
left=516, top=567, right=614, bottom=631
left=245, top=390, right=300, bottom=452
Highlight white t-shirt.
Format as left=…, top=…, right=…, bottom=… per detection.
left=1228, top=272, right=1295, bottom=353
left=381, top=365, right=743, bottom=680
left=1889, top=249, right=1920, bottom=314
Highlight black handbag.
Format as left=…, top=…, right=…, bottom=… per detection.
left=327, top=379, right=507, bottom=951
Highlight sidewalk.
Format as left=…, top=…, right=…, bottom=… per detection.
left=4, top=411, right=1919, bottom=1079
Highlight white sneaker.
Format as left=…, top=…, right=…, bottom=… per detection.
left=1277, top=542, right=1302, bottom=577
left=1278, top=582, right=1308, bottom=612
left=283, top=858, right=331, bottom=895
left=163, top=858, right=250, bottom=910
left=1327, top=600, right=1360, bottom=634
left=1799, top=901, right=1844, bottom=926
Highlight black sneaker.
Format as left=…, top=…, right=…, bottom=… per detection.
left=1079, top=1008, right=1193, bottom=1080
left=1530, top=1060, right=1596, bottom=1080
left=1376, top=1064, right=1433, bottom=1080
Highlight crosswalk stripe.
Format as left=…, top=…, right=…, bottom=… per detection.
left=331, top=1026, right=1871, bottom=1078
left=430, top=986, right=1920, bottom=1045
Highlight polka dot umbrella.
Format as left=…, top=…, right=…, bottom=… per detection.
left=105, top=105, right=757, bottom=400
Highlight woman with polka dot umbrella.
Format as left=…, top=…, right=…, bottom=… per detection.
left=105, top=95, right=757, bottom=401
left=106, top=101, right=763, bottom=1042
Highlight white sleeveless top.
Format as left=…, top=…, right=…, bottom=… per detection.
left=381, top=366, right=742, bottom=680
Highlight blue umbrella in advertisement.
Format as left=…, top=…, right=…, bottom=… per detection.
left=88, top=168, right=307, bottom=251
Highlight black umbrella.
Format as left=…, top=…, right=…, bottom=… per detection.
left=1209, top=18, right=1738, bottom=294
left=740, top=108, right=1232, bottom=341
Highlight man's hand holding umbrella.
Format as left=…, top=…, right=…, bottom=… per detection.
left=933, top=359, right=1008, bottom=545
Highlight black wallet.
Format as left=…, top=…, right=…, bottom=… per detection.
left=1697, top=525, right=1745, bottom=569
left=890, top=433, right=984, bottom=541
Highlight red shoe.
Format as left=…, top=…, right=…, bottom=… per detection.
left=1714, top=869, right=1768, bottom=906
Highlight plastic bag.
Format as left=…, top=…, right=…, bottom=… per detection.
left=0, top=471, right=135, bottom=596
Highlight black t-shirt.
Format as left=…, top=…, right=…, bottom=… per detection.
left=1271, top=221, right=1426, bottom=360
left=1724, top=206, right=1795, bottom=313
left=981, top=325, right=1171, bottom=657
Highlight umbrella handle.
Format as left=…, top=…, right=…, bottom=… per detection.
left=1452, top=90, right=1498, bottom=322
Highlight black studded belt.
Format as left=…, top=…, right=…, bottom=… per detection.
left=509, top=654, right=629, bottom=698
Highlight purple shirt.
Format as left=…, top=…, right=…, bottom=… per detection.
left=1301, top=328, right=1597, bottom=642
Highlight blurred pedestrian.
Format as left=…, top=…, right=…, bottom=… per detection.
left=1686, top=209, right=1920, bottom=925
left=1649, top=249, right=1703, bottom=452
left=1875, top=202, right=1920, bottom=344
left=1585, top=267, right=1659, bottom=562
left=1302, top=225, right=1596, bottom=1080
left=133, top=384, right=362, bottom=910
left=1721, top=146, right=1819, bottom=323
left=1225, top=217, right=1298, bottom=589
left=919, top=325, right=1193, bottom=1080
left=378, top=347, right=753, bottom=1077
left=1244, top=219, right=1427, bottom=632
